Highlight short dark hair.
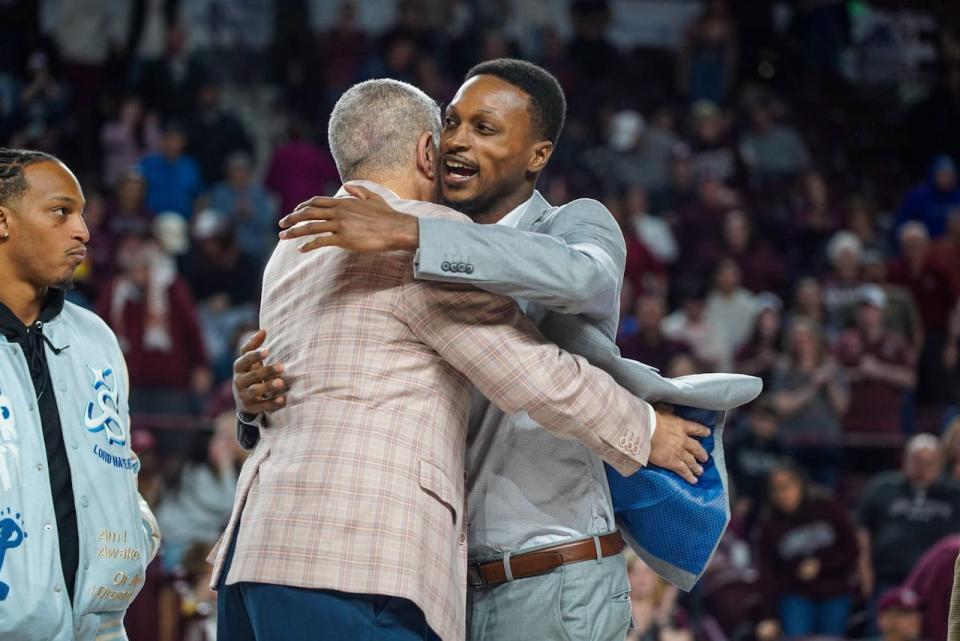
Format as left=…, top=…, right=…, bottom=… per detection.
left=0, top=148, right=59, bottom=206
left=465, top=58, right=567, bottom=145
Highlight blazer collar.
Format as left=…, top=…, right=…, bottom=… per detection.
left=514, top=190, right=553, bottom=231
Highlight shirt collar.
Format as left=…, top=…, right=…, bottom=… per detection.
left=335, top=182, right=541, bottom=228
left=496, top=193, right=537, bottom=228
left=335, top=180, right=401, bottom=201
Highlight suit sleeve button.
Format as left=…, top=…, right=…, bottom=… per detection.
left=441, top=261, right=451, bottom=272
left=465, top=264, right=474, bottom=274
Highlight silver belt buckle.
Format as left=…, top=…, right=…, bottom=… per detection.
left=467, top=564, right=486, bottom=588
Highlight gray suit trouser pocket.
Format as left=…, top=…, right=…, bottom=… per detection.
left=467, top=552, right=631, bottom=641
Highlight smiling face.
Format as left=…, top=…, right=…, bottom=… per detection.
left=757, top=308, right=781, bottom=339
left=788, top=322, right=821, bottom=363
left=635, top=295, right=665, bottom=333
left=935, top=165, right=956, bottom=192
left=857, top=301, right=884, bottom=333
left=904, top=443, right=942, bottom=490
left=833, top=246, right=860, bottom=279
left=0, top=161, right=89, bottom=290
left=795, top=278, right=822, bottom=313
left=768, top=468, right=803, bottom=513
left=714, top=258, right=741, bottom=294
left=440, top=75, right=553, bottom=223
left=901, top=226, right=929, bottom=265
left=723, top=209, right=749, bottom=251
left=161, top=128, right=186, bottom=160
left=117, top=173, right=146, bottom=211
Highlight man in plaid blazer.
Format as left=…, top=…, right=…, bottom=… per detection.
left=211, top=79, right=707, bottom=641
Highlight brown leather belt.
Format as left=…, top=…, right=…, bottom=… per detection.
left=467, top=532, right=625, bottom=588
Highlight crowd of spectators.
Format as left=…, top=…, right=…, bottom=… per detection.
left=3, top=1, right=960, bottom=640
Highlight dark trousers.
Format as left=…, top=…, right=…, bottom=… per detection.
left=216, top=531, right=441, bottom=641
left=778, top=594, right=851, bottom=637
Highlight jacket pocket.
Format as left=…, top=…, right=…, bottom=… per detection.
left=418, top=459, right=458, bottom=526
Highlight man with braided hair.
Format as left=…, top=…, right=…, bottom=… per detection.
left=0, top=148, right=159, bottom=641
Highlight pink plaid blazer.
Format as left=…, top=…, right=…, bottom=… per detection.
left=209, top=181, right=653, bottom=641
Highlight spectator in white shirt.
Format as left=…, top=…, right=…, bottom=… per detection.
left=624, top=184, right=678, bottom=264
left=705, top=258, right=760, bottom=368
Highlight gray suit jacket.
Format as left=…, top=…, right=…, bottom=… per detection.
left=415, top=191, right=761, bottom=587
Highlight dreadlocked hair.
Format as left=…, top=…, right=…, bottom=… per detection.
left=0, top=148, right=59, bottom=206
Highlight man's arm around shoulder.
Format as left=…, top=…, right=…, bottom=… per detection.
left=276, top=189, right=626, bottom=318
left=415, top=197, right=626, bottom=318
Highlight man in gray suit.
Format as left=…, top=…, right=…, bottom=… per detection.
left=237, top=60, right=758, bottom=640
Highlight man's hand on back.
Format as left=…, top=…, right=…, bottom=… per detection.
left=233, top=329, right=289, bottom=416
left=648, top=405, right=710, bottom=484
left=278, top=184, right=420, bottom=253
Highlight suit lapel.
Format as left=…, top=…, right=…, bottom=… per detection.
left=515, top=190, right=553, bottom=231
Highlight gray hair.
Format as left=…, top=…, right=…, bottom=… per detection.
left=898, top=220, right=929, bottom=244
left=826, top=230, right=862, bottom=265
left=327, top=79, right=441, bottom=182
left=906, top=433, right=940, bottom=456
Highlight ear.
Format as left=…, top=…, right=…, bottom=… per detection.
left=527, top=141, right=554, bottom=175
left=0, top=205, right=9, bottom=241
left=416, top=131, right=437, bottom=182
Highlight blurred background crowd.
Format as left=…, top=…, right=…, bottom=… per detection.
left=2, top=0, right=960, bottom=639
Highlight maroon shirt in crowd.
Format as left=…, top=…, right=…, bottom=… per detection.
left=734, top=340, right=778, bottom=389
left=676, top=202, right=733, bottom=280
left=887, top=257, right=959, bottom=332
left=694, top=237, right=787, bottom=295
left=904, top=534, right=959, bottom=641
left=96, top=277, right=208, bottom=391
left=123, top=556, right=162, bottom=641
left=265, top=141, right=340, bottom=217
left=730, top=242, right=787, bottom=295
left=834, top=328, right=914, bottom=432
left=623, top=234, right=667, bottom=293
left=930, top=236, right=960, bottom=294
left=755, top=495, right=859, bottom=617
left=619, top=332, right=690, bottom=373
